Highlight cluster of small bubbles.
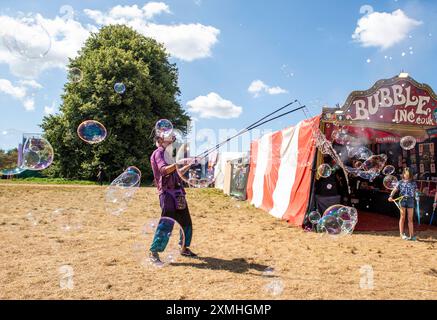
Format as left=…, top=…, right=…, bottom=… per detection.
left=316, top=205, right=358, bottom=236
left=383, top=175, right=398, bottom=190
left=141, top=216, right=185, bottom=268
left=105, top=166, right=141, bottom=216
left=77, top=120, right=107, bottom=144
left=114, top=82, right=126, bottom=94
left=400, top=136, right=416, bottom=151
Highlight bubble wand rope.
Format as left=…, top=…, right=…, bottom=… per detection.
left=392, top=196, right=405, bottom=212
left=415, top=192, right=421, bottom=225
left=195, top=101, right=304, bottom=160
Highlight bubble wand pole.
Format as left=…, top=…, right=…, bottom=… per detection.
left=430, top=207, right=436, bottom=226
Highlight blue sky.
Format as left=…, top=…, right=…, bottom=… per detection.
left=1, top=0, right=437, bottom=152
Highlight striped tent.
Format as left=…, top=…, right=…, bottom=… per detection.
left=246, top=116, right=320, bottom=226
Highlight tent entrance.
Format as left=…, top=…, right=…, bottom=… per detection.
left=311, top=121, right=437, bottom=230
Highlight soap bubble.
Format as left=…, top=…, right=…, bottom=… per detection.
left=383, top=175, right=398, bottom=190
left=155, top=119, right=174, bottom=139
left=347, top=146, right=373, bottom=160
left=317, top=164, right=332, bottom=178
left=20, top=135, right=54, bottom=171
left=400, top=136, right=416, bottom=151
left=114, top=82, right=126, bottom=94
left=382, top=165, right=395, bottom=175
left=105, top=166, right=141, bottom=216
left=353, top=161, right=363, bottom=169
left=77, top=120, right=107, bottom=144
left=69, top=67, right=83, bottom=83
left=362, top=154, right=387, bottom=173
left=308, top=211, right=321, bottom=224
left=141, top=217, right=186, bottom=267
left=317, top=215, right=342, bottom=235
left=50, top=208, right=83, bottom=232
left=175, top=144, right=216, bottom=188
left=2, top=15, right=51, bottom=60
left=331, top=128, right=352, bottom=145
left=264, top=280, right=284, bottom=296
left=317, top=205, right=358, bottom=236
left=0, top=129, right=25, bottom=175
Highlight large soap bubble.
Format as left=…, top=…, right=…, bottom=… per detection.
left=317, top=163, right=332, bottom=178
left=1, top=130, right=53, bottom=175
left=0, top=129, right=25, bottom=175
left=139, top=217, right=186, bottom=268
left=105, top=166, right=141, bottom=216
left=175, top=144, right=216, bottom=188
left=77, top=120, right=107, bottom=144
left=317, top=205, right=358, bottom=236
left=400, top=136, right=416, bottom=151
left=362, top=154, right=387, bottom=173
left=2, top=15, right=51, bottom=60
left=21, top=135, right=54, bottom=171
left=383, top=175, right=398, bottom=190
left=347, top=146, right=373, bottom=160
left=155, top=119, right=174, bottom=139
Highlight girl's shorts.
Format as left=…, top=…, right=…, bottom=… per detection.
left=400, top=197, right=414, bottom=209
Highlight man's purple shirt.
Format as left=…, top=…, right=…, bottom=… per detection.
left=150, top=146, right=185, bottom=195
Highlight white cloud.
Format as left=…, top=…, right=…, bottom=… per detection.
left=352, top=9, right=422, bottom=50
left=248, top=80, right=288, bottom=97
left=84, top=3, right=219, bottom=62
left=0, top=2, right=219, bottom=79
left=187, top=92, right=242, bottom=119
left=0, top=78, right=36, bottom=110
left=0, top=13, right=92, bottom=78
left=44, top=101, right=57, bottom=115
left=18, top=79, right=43, bottom=89
left=143, top=2, right=171, bottom=19
left=267, top=86, right=288, bottom=95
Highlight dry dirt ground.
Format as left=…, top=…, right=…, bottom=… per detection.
left=1, top=183, right=437, bottom=300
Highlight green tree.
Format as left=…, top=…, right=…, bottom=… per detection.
left=41, top=25, right=190, bottom=181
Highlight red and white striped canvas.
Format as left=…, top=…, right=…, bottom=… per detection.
left=246, top=116, right=320, bottom=226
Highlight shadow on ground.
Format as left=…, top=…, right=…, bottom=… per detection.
left=171, top=257, right=271, bottom=275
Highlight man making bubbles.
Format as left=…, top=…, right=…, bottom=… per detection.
left=149, top=122, right=197, bottom=264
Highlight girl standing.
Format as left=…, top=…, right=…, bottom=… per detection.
left=388, top=168, right=417, bottom=241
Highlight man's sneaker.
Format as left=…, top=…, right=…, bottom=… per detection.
left=409, top=236, right=417, bottom=241
left=149, top=251, right=162, bottom=263
left=401, top=234, right=409, bottom=240
left=180, top=247, right=198, bottom=257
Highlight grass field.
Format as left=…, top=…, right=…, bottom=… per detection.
left=1, top=183, right=437, bottom=300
